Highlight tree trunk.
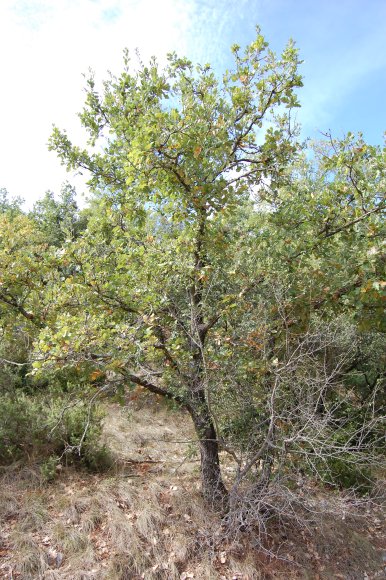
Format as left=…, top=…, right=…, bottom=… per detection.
left=186, top=207, right=228, bottom=507
left=188, top=389, right=228, bottom=509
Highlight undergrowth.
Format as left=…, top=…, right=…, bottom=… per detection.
left=0, top=403, right=384, bottom=579
left=0, top=390, right=112, bottom=475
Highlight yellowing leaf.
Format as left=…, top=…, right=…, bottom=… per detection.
left=90, top=370, right=103, bottom=381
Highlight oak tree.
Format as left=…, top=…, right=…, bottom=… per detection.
left=44, top=30, right=385, bottom=506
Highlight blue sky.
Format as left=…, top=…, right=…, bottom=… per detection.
left=1, top=0, right=385, bottom=205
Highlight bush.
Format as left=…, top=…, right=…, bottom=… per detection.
left=40, top=455, right=58, bottom=482
left=0, top=393, right=41, bottom=462
left=0, top=391, right=112, bottom=473
left=318, top=456, right=374, bottom=494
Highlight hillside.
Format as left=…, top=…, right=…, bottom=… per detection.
left=1, top=396, right=385, bottom=579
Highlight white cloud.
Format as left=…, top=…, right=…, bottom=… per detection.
left=2, top=0, right=384, bottom=207
left=0, top=0, right=199, bottom=205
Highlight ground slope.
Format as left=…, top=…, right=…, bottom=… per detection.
left=1, top=398, right=385, bottom=579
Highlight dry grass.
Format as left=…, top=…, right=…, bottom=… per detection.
left=101, top=399, right=199, bottom=477
left=8, top=531, right=49, bottom=578
left=0, top=398, right=385, bottom=579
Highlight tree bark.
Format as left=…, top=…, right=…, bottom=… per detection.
left=188, top=389, right=228, bottom=509
left=184, top=206, right=228, bottom=507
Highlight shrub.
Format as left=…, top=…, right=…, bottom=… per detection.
left=0, top=391, right=112, bottom=473
left=40, top=455, right=58, bottom=482
left=318, top=456, right=374, bottom=494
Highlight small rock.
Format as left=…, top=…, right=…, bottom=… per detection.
left=56, top=552, right=63, bottom=568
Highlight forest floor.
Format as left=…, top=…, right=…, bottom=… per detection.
left=0, top=395, right=385, bottom=579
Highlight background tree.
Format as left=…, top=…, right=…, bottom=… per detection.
left=0, top=188, right=24, bottom=218
left=0, top=186, right=108, bottom=469
left=30, top=183, right=88, bottom=247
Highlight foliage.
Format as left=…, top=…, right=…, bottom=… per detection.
left=0, top=329, right=29, bottom=394
left=30, top=183, right=88, bottom=247
left=263, top=134, right=386, bottom=331
left=0, top=188, right=24, bottom=218
left=0, top=202, right=110, bottom=476
left=0, top=388, right=111, bottom=472
left=0, top=212, right=51, bottom=328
